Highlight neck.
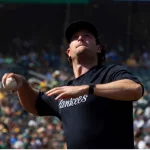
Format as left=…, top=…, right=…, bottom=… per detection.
left=72, top=58, right=97, bottom=78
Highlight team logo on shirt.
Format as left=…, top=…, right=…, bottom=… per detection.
left=58, top=94, right=88, bottom=109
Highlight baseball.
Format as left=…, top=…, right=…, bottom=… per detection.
left=3, top=77, right=18, bottom=90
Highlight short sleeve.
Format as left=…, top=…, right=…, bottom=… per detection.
left=108, top=65, right=144, bottom=96
left=36, top=91, right=61, bottom=119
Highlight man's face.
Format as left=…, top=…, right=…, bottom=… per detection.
left=67, top=30, right=101, bottom=61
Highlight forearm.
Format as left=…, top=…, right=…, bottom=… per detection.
left=93, top=79, right=143, bottom=101
left=17, top=81, right=39, bottom=115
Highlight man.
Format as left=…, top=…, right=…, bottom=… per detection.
left=2, top=21, right=144, bottom=149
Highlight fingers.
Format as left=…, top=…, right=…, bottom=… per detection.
left=46, top=87, right=65, bottom=95
left=45, top=86, right=69, bottom=100
left=46, top=89, right=62, bottom=97
left=47, top=90, right=62, bottom=96
left=45, top=87, right=60, bottom=95
left=55, top=93, right=77, bottom=100
left=1, top=73, right=25, bottom=90
left=55, top=93, right=67, bottom=100
left=2, top=73, right=16, bottom=84
left=2, top=73, right=11, bottom=86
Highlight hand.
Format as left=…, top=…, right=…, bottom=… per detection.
left=2, top=73, right=26, bottom=92
left=46, top=85, right=89, bottom=100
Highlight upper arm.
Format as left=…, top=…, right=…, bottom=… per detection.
left=35, top=91, right=61, bottom=119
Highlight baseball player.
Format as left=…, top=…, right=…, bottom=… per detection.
left=2, top=21, right=144, bottom=149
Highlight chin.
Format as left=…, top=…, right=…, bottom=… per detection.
left=76, top=50, right=88, bottom=57
left=76, top=49, right=86, bottom=54
left=77, top=46, right=87, bottom=52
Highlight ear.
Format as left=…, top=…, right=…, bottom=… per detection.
left=96, top=45, right=101, bottom=53
left=66, top=48, right=71, bottom=57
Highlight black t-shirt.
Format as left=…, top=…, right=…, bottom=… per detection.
left=36, top=64, right=144, bottom=149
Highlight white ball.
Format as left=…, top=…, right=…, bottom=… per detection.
left=3, top=77, right=17, bottom=90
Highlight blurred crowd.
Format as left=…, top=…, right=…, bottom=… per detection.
left=0, top=37, right=72, bottom=148
left=0, top=36, right=150, bottom=149
left=133, top=80, right=150, bottom=149
left=106, top=42, right=150, bottom=148
left=0, top=93, right=65, bottom=149
left=105, top=41, right=150, bottom=69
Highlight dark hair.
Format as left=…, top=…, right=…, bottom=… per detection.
left=65, top=43, right=106, bottom=66
left=97, top=44, right=106, bottom=65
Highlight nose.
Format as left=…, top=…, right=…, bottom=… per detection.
left=78, top=35, right=84, bottom=41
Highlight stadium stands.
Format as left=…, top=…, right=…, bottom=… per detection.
left=0, top=2, right=150, bottom=148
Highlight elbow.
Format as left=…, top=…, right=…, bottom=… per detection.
left=133, top=84, right=143, bottom=101
left=28, top=107, right=39, bottom=116
left=23, top=106, right=39, bottom=116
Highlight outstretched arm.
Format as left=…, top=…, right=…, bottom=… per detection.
left=2, top=73, right=39, bottom=115
left=93, top=79, right=143, bottom=100
left=46, top=79, right=143, bottom=101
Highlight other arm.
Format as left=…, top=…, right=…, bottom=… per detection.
left=93, top=79, right=143, bottom=101
left=46, top=79, right=143, bottom=101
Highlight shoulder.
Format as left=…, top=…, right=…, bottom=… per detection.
left=104, top=64, right=128, bottom=69
left=99, top=64, right=134, bottom=82
left=98, top=64, right=129, bottom=73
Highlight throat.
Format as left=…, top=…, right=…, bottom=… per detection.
left=73, top=64, right=93, bottom=78
left=72, top=57, right=98, bottom=78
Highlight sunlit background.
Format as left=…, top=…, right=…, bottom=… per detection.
left=0, top=0, right=149, bottom=149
